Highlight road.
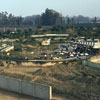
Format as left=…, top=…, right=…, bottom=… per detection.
left=0, top=57, right=78, bottom=62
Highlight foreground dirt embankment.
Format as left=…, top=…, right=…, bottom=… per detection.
left=0, top=61, right=100, bottom=100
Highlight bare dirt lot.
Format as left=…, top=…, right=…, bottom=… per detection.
left=0, top=61, right=100, bottom=100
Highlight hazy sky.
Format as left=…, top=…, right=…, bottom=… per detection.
left=0, top=0, right=100, bottom=17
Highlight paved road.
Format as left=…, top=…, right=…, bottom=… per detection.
left=28, top=58, right=76, bottom=62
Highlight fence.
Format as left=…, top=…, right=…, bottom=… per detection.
left=0, top=75, right=52, bottom=100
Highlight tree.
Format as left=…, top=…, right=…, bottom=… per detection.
left=41, top=8, right=61, bottom=26
left=16, top=16, right=23, bottom=26
left=35, top=15, right=41, bottom=25
left=93, top=17, right=97, bottom=25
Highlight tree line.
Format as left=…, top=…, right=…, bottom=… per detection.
left=0, top=9, right=100, bottom=27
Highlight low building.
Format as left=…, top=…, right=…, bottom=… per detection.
left=1, top=46, right=14, bottom=52
left=76, top=39, right=100, bottom=49
left=31, top=34, right=69, bottom=38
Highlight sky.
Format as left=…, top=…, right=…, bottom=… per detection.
left=0, top=0, right=100, bottom=17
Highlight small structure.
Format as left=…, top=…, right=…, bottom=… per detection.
left=41, top=39, right=51, bottom=46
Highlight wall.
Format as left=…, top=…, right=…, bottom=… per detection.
left=82, top=60, right=100, bottom=69
left=0, top=75, right=52, bottom=100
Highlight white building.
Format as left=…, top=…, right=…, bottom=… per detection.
left=76, top=39, right=100, bottom=49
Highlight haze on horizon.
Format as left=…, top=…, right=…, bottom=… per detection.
left=0, top=0, right=100, bottom=17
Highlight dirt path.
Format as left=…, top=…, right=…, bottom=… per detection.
left=0, top=89, right=41, bottom=100
left=53, top=95, right=70, bottom=100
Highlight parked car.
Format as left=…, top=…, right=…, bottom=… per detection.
left=53, top=57, right=62, bottom=60
left=85, top=53, right=89, bottom=56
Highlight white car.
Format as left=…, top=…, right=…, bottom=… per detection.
left=85, top=53, right=89, bottom=56
left=80, top=53, right=84, bottom=56
left=70, top=54, right=74, bottom=57
left=30, top=52, right=34, bottom=54
left=60, top=52, right=64, bottom=55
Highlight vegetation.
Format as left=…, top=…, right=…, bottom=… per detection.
left=0, top=8, right=99, bottom=38
left=0, top=9, right=100, bottom=27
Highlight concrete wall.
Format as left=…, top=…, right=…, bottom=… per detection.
left=82, top=60, right=100, bottom=69
left=0, top=75, right=52, bottom=100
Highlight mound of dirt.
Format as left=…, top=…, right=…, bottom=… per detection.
left=30, top=61, right=100, bottom=100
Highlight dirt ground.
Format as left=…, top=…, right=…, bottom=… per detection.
left=0, top=89, right=40, bottom=100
